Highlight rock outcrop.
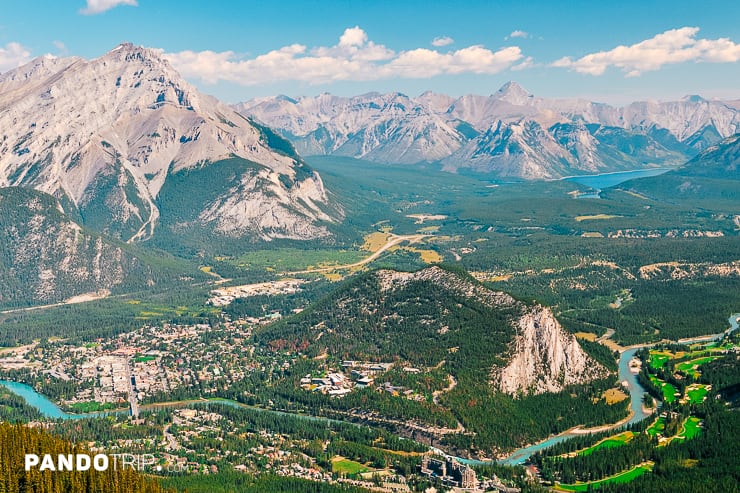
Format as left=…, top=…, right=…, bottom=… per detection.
left=495, top=305, right=608, bottom=395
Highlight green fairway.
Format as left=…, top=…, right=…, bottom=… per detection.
left=650, top=375, right=678, bottom=403
left=680, top=417, right=702, bottom=440
left=676, top=356, right=719, bottom=378
left=649, top=351, right=671, bottom=370
left=577, top=432, right=634, bottom=456
left=686, top=385, right=709, bottom=404
left=556, top=463, right=653, bottom=491
left=647, top=417, right=665, bottom=437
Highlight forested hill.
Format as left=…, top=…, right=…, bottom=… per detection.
left=257, top=265, right=605, bottom=394
left=257, top=264, right=520, bottom=370
left=0, top=422, right=169, bottom=493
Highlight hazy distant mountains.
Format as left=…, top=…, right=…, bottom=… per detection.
left=0, top=43, right=339, bottom=244
left=238, top=83, right=740, bottom=179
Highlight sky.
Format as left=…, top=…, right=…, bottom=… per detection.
left=2, top=0, right=740, bottom=104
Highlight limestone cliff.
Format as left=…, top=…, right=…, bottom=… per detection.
left=495, top=305, right=607, bottom=395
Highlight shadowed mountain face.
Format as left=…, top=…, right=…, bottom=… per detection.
left=239, top=84, right=740, bottom=179
left=616, top=133, right=740, bottom=202
left=0, top=43, right=340, bottom=243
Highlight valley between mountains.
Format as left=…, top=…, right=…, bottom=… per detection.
left=0, top=43, right=738, bottom=493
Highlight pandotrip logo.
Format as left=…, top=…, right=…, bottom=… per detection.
left=24, top=453, right=189, bottom=473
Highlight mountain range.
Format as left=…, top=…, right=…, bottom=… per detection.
left=238, top=83, right=740, bottom=179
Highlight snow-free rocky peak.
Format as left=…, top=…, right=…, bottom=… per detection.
left=0, top=43, right=339, bottom=242
left=239, top=82, right=740, bottom=179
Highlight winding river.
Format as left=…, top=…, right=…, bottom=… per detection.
left=2, top=314, right=738, bottom=466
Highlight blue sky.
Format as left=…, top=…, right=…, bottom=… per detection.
left=2, top=0, right=740, bottom=104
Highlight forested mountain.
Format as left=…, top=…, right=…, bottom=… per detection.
left=0, top=187, right=197, bottom=308
left=616, top=133, right=740, bottom=201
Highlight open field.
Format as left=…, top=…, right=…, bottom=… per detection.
left=555, top=462, right=653, bottom=492
left=574, top=214, right=623, bottom=222
left=331, top=457, right=371, bottom=476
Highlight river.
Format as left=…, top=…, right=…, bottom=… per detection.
left=2, top=314, right=738, bottom=465
left=466, top=346, right=649, bottom=467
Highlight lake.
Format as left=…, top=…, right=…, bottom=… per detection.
left=564, top=168, right=672, bottom=198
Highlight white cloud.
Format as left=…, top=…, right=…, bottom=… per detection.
left=80, top=0, right=138, bottom=15
left=432, top=36, right=454, bottom=47
left=509, top=30, right=529, bottom=39
left=553, top=27, right=740, bottom=76
left=53, top=40, right=68, bottom=55
left=0, top=42, right=31, bottom=72
left=511, top=56, right=534, bottom=71
left=163, top=27, right=524, bottom=86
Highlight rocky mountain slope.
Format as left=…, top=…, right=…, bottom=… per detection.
left=0, top=43, right=339, bottom=243
left=239, top=83, right=740, bottom=179
left=497, top=305, right=604, bottom=395
left=0, top=187, right=192, bottom=308
left=679, top=132, right=740, bottom=178
left=258, top=265, right=606, bottom=396
left=235, top=92, right=463, bottom=164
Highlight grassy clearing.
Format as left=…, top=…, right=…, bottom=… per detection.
left=417, top=225, right=440, bottom=233
left=603, top=388, right=629, bottom=404
left=574, top=214, right=622, bottom=222
left=362, top=232, right=393, bottom=252
left=331, top=457, right=371, bottom=476
left=234, top=248, right=365, bottom=272
left=555, top=463, right=652, bottom=491
left=404, top=247, right=443, bottom=264
left=575, top=332, right=598, bottom=342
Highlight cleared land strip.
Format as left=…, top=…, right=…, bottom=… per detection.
left=285, top=234, right=428, bottom=274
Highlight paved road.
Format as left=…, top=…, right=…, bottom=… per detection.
left=124, top=360, right=139, bottom=419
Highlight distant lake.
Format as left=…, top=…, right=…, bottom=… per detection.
left=564, top=168, right=672, bottom=190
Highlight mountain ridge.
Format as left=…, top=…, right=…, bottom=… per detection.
left=238, top=83, right=740, bottom=179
